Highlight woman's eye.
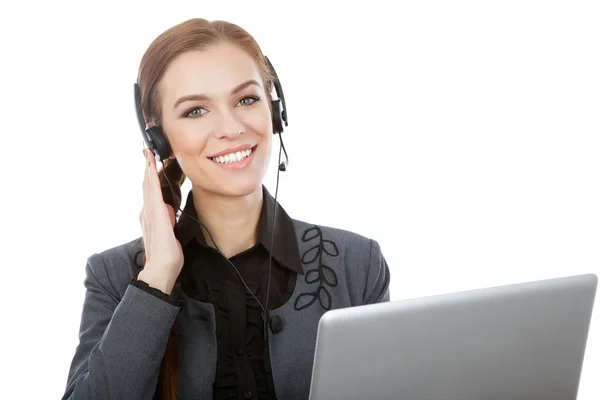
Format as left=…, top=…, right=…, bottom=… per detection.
left=238, top=96, right=259, bottom=106
left=185, top=107, right=206, bottom=118
left=184, top=97, right=258, bottom=117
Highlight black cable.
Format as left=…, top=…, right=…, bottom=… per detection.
left=266, top=133, right=285, bottom=317
left=157, top=142, right=284, bottom=339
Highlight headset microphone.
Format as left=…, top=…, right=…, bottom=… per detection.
left=277, top=132, right=289, bottom=172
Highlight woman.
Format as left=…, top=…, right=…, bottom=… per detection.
left=62, top=18, right=390, bottom=400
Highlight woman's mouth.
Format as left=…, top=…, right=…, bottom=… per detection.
left=209, top=145, right=257, bottom=170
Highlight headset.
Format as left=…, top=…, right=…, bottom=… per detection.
left=133, top=55, right=289, bottom=340
left=134, top=55, right=289, bottom=171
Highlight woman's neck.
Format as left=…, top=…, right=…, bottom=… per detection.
left=191, top=185, right=263, bottom=259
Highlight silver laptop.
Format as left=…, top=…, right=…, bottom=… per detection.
left=308, top=273, right=597, bottom=400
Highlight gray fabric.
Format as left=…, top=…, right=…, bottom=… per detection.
left=62, top=218, right=391, bottom=400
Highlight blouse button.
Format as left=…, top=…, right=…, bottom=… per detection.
left=269, top=315, right=284, bottom=334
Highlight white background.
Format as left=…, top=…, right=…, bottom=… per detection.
left=0, top=0, right=598, bottom=398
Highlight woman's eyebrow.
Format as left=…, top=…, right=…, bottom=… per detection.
left=173, top=79, right=260, bottom=110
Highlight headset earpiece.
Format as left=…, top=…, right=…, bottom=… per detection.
left=145, top=125, right=173, bottom=161
left=271, top=98, right=283, bottom=135
left=134, top=83, right=173, bottom=161
left=265, top=56, right=287, bottom=135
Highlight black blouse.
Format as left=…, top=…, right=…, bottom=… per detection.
left=133, top=186, right=303, bottom=400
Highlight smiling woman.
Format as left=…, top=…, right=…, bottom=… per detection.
left=61, top=17, right=391, bottom=400
left=140, top=38, right=276, bottom=199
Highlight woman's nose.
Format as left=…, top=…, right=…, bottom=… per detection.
left=215, top=109, right=244, bottom=139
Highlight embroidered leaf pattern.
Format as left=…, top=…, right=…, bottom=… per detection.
left=294, top=292, right=318, bottom=310
left=322, top=240, right=339, bottom=257
left=133, top=249, right=144, bottom=269
left=305, top=269, right=321, bottom=284
left=294, top=225, right=340, bottom=311
left=301, top=244, right=321, bottom=264
left=320, top=265, right=338, bottom=286
left=317, top=286, right=332, bottom=310
left=302, top=227, right=320, bottom=242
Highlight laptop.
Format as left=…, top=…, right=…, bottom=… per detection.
left=308, top=273, right=597, bottom=400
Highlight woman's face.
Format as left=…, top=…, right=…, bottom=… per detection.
left=156, top=42, right=273, bottom=197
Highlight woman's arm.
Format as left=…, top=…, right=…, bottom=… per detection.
left=61, top=253, right=181, bottom=400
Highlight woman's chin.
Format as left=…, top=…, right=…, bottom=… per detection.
left=210, top=173, right=264, bottom=198
left=224, top=182, right=261, bottom=197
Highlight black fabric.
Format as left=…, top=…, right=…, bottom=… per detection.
left=136, top=186, right=302, bottom=400
left=131, top=278, right=183, bottom=307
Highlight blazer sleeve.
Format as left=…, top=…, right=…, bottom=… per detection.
left=132, top=278, right=183, bottom=307
left=363, top=239, right=391, bottom=304
left=61, top=252, right=182, bottom=400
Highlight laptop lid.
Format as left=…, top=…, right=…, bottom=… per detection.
left=308, top=273, right=597, bottom=400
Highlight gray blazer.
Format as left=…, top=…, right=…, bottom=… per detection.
left=62, top=219, right=391, bottom=400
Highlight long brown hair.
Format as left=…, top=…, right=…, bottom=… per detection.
left=136, top=18, right=276, bottom=399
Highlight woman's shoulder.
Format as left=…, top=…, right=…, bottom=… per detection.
left=290, top=218, right=384, bottom=262
left=85, top=237, right=145, bottom=299
left=289, top=218, right=391, bottom=304
left=95, top=236, right=144, bottom=262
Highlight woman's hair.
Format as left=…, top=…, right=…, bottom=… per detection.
left=135, top=18, right=276, bottom=399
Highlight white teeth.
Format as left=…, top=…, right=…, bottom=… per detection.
left=212, top=148, right=253, bottom=164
